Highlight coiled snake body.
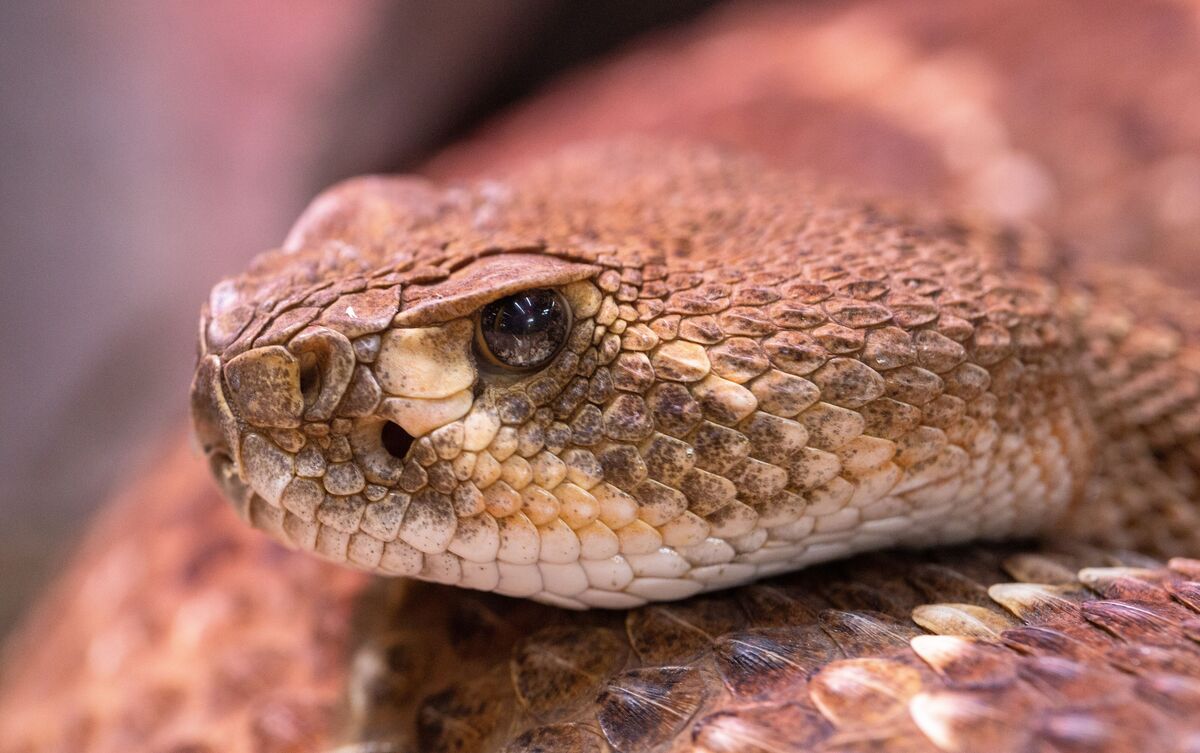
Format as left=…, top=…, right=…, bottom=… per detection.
left=7, top=3, right=1200, bottom=752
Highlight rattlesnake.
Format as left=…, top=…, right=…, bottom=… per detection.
left=188, top=142, right=1200, bottom=751
left=6, top=2, right=1200, bottom=752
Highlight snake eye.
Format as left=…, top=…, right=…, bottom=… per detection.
left=476, top=288, right=571, bottom=371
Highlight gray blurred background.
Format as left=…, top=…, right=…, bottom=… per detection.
left=0, top=0, right=725, bottom=636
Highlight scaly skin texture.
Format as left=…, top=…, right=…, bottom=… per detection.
left=431, top=0, right=1200, bottom=290
left=7, top=2, right=1200, bottom=751
left=193, top=143, right=1198, bottom=609
left=341, top=545, right=1200, bottom=753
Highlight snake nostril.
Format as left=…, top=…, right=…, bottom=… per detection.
left=381, top=421, right=414, bottom=459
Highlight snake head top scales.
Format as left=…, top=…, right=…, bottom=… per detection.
left=191, top=143, right=1094, bottom=609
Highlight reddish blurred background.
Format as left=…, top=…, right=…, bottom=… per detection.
left=0, top=0, right=720, bottom=636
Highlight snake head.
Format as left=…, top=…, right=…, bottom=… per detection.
left=192, top=144, right=1083, bottom=608
left=192, top=173, right=658, bottom=608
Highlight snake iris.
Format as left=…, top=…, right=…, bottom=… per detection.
left=190, top=144, right=1200, bottom=750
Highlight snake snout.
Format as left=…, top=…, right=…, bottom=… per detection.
left=190, top=354, right=253, bottom=513
left=190, top=355, right=236, bottom=460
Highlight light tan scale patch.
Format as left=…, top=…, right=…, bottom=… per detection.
left=375, top=320, right=475, bottom=399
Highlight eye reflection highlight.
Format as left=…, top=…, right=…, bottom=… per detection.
left=477, top=288, right=570, bottom=370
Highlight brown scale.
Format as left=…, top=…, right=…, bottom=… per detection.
left=339, top=544, right=1200, bottom=753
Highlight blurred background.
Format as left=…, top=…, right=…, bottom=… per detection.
left=0, top=0, right=724, bottom=637
left=4, top=0, right=1200, bottom=641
